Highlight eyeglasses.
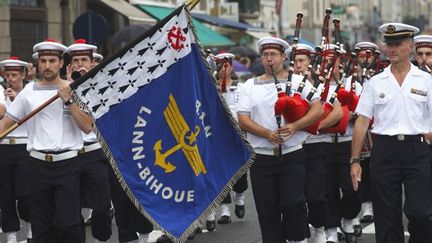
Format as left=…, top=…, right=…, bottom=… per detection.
left=261, top=52, right=282, bottom=58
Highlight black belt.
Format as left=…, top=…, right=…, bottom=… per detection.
left=376, top=134, right=425, bottom=143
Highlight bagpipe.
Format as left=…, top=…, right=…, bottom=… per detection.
left=419, top=63, right=432, bottom=74
left=308, top=9, right=351, bottom=135
left=274, top=12, right=310, bottom=125
left=273, top=8, right=351, bottom=135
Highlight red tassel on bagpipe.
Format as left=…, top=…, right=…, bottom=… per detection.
left=220, top=62, right=228, bottom=93
left=319, top=105, right=349, bottom=135
left=274, top=93, right=310, bottom=124
left=306, top=102, right=331, bottom=134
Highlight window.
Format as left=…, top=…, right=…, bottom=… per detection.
left=11, top=20, right=46, bottom=61
left=10, top=0, right=46, bottom=61
left=10, top=0, right=43, bottom=7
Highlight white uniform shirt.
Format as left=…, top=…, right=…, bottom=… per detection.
left=5, top=97, right=27, bottom=138
left=222, top=84, right=240, bottom=121
left=6, top=82, right=84, bottom=151
left=0, top=85, right=5, bottom=105
left=237, top=74, right=319, bottom=150
left=83, top=131, right=98, bottom=143
left=356, top=63, right=432, bottom=135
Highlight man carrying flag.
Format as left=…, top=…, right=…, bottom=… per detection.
left=71, top=4, right=253, bottom=243
left=0, top=39, right=93, bottom=243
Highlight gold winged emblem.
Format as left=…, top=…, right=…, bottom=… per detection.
left=153, top=94, right=207, bottom=176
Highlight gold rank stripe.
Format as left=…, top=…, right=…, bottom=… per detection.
left=410, top=88, right=428, bottom=96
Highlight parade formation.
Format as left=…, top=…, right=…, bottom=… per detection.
left=1, top=3, right=432, bottom=243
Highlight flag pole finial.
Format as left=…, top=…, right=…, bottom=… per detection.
left=185, top=0, right=200, bottom=11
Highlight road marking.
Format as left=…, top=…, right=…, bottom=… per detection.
left=362, top=223, right=410, bottom=236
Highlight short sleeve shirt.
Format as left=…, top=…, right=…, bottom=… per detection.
left=356, top=64, right=432, bottom=135
left=6, top=82, right=84, bottom=151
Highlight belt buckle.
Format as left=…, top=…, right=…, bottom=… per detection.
left=332, top=136, right=338, bottom=143
left=45, top=154, right=54, bottom=162
left=79, top=147, right=86, bottom=154
left=397, top=135, right=405, bottom=141
left=9, top=138, right=15, bottom=145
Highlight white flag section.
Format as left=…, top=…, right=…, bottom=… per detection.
left=75, top=8, right=195, bottom=119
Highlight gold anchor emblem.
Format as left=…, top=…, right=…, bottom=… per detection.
left=386, top=25, right=396, bottom=34
left=153, top=94, right=207, bottom=176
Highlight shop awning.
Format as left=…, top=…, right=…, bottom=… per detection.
left=246, top=30, right=272, bottom=40
left=98, top=0, right=156, bottom=25
left=191, top=13, right=256, bottom=31
left=135, top=4, right=235, bottom=47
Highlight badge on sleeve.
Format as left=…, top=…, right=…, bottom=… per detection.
left=411, top=88, right=428, bottom=96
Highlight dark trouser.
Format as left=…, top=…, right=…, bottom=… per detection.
left=29, top=156, right=84, bottom=243
left=0, top=144, right=30, bottom=232
left=359, top=156, right=372, bottom=202
left=79, top=148, right=112, bottom=241
left=250, top=149, right=309, bottom=242
left=221, top=173, right=248, bottom=204
left=371, top=135, right=432, bottom=243
left=303, top=142, right=326, bottom=228
left=109, top=167, right=153, bottom=242
left=324, top=141, right=361, bottom=228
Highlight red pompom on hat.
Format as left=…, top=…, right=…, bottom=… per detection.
left=66, top=39, right=97, bottom=57
left=33, top=39, right=67, bottom=58
left=0, top=56, right=28, bottom=71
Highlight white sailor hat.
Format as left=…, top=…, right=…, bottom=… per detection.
left=285, top=43, right=315, bottom=57
left=378, top=23, right=419, bottom=43
left=414, top=35, right=432, bottom=49
left=257, top=37, right=289, bottom=53
left=32, top=52, right=39, bottom=60
left=354, top=42, right=378, bottom=51
left=0, top=56, right=28, bottom=71
left=93, top=53, right=104, bottom=62
left=214, top=52, right=235, bottom=63
left=323, top=44, right=346, bottom=55
left=66, top=39, right=97, bottom=57
left=33, top=39, right=67, bottom=58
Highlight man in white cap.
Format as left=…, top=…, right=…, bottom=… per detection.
left=285, top=43, right=315, bottom=75
left=351, top=23, right=432, bottom=243
left=205, top=52, right=248, bottom=229
left=92, top=53, right=103, bottom=67
left=0, top=39, right=93, bottom=243
left=315, top=44, right=361, bottom=243
left=414, top=35, right=432, bottom=71
left=237, top=36, right=322, bottom=243
left=66, top=39, right=114, bottom=243
left=0, top=56, right=32, bottom=243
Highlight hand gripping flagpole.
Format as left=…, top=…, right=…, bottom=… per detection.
left=0, top=71, right=82, bottom=140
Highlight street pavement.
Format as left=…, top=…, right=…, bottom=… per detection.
left=0, top=178, right=410, bottom=243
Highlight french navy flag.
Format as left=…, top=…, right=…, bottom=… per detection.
left=73, top=5, right=254, bottom=242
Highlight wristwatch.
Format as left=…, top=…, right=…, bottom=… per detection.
left=350, top=157, right=360, bottom=164
left=64, top=97, right=74, bottom=106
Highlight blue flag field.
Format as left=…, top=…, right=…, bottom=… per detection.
left=73, top=5, right=254, bottom=242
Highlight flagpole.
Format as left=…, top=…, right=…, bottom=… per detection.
left=0, top=71, right=82, bottom=140
left=0, top=94, right=60, bottom=140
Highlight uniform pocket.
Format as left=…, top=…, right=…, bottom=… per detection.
left=374, top=91, right=393, bottom=104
